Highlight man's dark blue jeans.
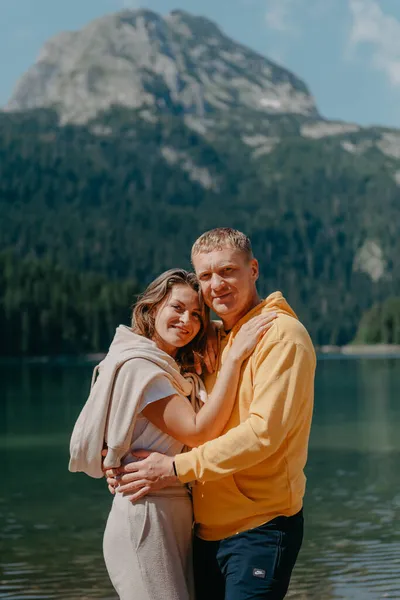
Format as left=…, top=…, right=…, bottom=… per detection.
left=193, top=509, right=304, bottom=600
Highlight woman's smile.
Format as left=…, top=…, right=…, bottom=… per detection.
left=171, top=324, right=191, bottom=336
left=153, top=284, right=203, bottom=355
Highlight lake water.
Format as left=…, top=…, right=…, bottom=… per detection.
left=0, top=358, right=399, bottom=599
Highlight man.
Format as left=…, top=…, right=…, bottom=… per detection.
left=107, top=228, right=316, bottom=600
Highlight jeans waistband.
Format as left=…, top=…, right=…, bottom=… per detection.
left=262, top=508, right=304, bottom=532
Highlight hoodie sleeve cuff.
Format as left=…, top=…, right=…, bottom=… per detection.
left=103, top=447, right=123, bottom=469
left=174, top=451, right=197, bottom=483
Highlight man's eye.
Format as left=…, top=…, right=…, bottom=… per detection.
left=172, top=304, right=181, bottom=310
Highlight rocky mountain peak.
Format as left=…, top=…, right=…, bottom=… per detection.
left=5, top=8, right=319, bottom=124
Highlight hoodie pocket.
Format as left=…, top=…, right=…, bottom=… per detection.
left=232, top=475, right=257, bottom=505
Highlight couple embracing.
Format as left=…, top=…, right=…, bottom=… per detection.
left=70, top=227, right=316, bottom=600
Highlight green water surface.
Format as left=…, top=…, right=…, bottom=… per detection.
left=0, top=358, right=399, bottom=599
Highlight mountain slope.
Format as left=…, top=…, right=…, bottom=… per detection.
left=1, top=9, right=400, bottom=350
left=6, top=9, right=318, bottom=125
left=1, top=106, right=399, bottom=345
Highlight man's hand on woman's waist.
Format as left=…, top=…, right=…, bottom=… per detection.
left=104, top=449, right=177, bottom=502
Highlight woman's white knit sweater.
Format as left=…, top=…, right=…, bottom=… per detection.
left=69, top=325, right=205, bottom=478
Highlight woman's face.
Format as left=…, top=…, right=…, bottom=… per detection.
left=153, top=284, right=203, bottom=356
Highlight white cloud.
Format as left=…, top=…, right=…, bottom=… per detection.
left=348, top=0, right=400, bottom=86
left=265, top=0, right=400, bottom=88
left=265, top=0, right=336, bottom=34
left=264, top=0, right=335, bottom=63
left=115, top=0, right=140, bottom=8
left=265, top=0, right=299, bottom=33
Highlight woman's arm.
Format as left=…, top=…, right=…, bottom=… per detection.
left=142, top=313, right=277, bottom=447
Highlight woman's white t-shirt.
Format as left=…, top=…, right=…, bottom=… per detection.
left=119, top=359, right=186, bottom=465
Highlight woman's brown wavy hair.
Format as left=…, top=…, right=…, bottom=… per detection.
left=131, top=269, right=209, bottom=372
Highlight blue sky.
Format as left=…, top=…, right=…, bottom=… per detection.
left=2, top=0, right=400, bottom=128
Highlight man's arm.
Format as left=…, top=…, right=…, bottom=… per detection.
left=111, top=337, right=315, bottom=498
left=175, top=339, right=315, bottom=483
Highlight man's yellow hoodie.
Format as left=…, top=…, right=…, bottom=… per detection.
left=175, top=291, right=316, bottom=541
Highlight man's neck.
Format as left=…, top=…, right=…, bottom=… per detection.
left=222, top=294, right=262, bottom=332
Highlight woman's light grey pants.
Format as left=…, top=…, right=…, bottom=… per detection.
left=103, top=487, right=194, bottom=600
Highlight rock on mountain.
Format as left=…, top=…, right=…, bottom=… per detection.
left=3, top=7, right=400, bottom=347
left=5, top=9, right=319, bottom=124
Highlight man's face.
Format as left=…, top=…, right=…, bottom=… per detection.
left=193, top=247, right=259, bottom=327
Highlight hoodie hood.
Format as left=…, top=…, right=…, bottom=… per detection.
left=100, top=325, right=180, bottom=374
left=261, top=291, right=298, bottom=320
left=230, top=291, right=298, bottom=336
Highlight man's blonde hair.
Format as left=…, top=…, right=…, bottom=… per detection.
left=191, top=228, right=253, bottom=262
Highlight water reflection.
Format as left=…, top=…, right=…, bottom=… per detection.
left=0, top=359, right=399, bottom=599
left=289, top=358, right=400, bottom=599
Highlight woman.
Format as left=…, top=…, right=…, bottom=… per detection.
left=69, top=269, right=276, bottom=600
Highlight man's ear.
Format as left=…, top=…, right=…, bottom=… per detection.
left=250, top=258, right=259, bottom=282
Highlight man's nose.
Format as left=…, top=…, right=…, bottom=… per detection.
left=210, top=273, right=224, bottom=290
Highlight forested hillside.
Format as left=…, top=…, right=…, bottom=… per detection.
left=354, top=297, right=400, bottom=345
left=0, top=251, right=138, bottom=356
left=1, top=107, right=400, bottom=353
left=2, top=8, right=400, bottom=355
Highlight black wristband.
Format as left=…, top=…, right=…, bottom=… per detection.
left=172, top=460, right=178, bottom=477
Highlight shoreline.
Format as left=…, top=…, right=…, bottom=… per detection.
left=1, top=345, right=400, bottom=365
left=0, top=353, right=107, bottom=365
left=317, top=344, right=400, bottom=357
